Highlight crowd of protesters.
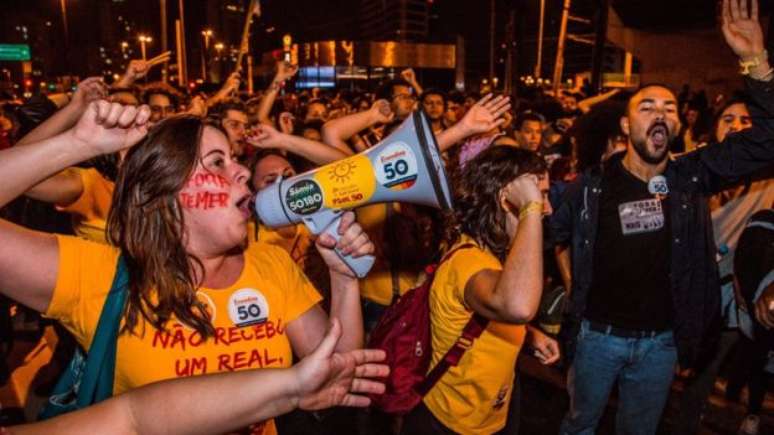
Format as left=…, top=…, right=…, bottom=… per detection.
left=0, top=0, right=772, bottom=434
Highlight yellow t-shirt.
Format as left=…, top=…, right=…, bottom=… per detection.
left=423, top=235, right=527, bottom=435
left=246, top=220, right=313, bottom=267
left=57, top=168, right=114, bottom=244
left=47, top=235, right=322, bottom=435
left=356, top=203, right=419, bottom=306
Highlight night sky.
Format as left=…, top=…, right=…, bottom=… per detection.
left=0, top=0, right=765, bottom=86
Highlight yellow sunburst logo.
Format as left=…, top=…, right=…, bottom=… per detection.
left=328, top=160, right=357, bottom=184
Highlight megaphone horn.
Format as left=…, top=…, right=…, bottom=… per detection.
left=254, top=110, right=453, bottom=278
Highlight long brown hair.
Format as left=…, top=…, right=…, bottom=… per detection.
left=446, top=146, right=546, bottom=261
left=108, top=115, right=216, bottom=338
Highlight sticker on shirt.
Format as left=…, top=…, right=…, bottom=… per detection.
left=228, top=288, right=269, bottom=328
left=618, top=199, right=665, bottom=235
left=374, top=142, right=419, bottom=191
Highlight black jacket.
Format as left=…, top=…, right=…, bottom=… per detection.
left=550, top=78, right=774, bottom=369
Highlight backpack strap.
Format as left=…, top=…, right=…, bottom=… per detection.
left=414, top=241, right=488, bottom=397
left=386, top=203, right=402, bottom=304
left=415, top=313, right=489, bottom=396
left=77, top=254, right=129, bottom=406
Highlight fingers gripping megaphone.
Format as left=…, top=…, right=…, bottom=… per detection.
left=254, top=111, right=453, bottom=278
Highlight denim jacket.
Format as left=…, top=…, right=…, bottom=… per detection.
left=550, top=78, right=774, bottom=369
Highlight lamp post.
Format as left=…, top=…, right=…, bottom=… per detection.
left=535, top=0, right=545, bottom=79
left=138, top=35, right=153, bottom=61
left=201, top=29, right=213, bottom=50
left=60, top=0, right=69, bottom=42
left=214, top=42, right=224, bottom=80
left=552, top=0, right=572, bottom=93
left=201, top=29, right=213, bottom=80
left=60, top=0, right=70, bottom=74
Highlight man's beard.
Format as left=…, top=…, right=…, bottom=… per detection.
left=631, top=121, right=671, bottom=165
left=631, top=137, right=669, bottom=165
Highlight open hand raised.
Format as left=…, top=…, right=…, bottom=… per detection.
left=722, top=0, right=765, bottom=60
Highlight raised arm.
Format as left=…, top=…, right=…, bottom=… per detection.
left=184, top=95, right=208, bottom=118
left=0, top=101, right=150, bottom=313
left=24, top=167, right=85, bottom=206
left=400, top=68, right=423, bottom=95
left=18, top=78, right=108, bottom=205
left=206, top=72, right=241, bottom=108
left=257, top=61, right=299, bottom=126
left=113, top=60, right=151, bottom=89
left=286, top=212, right=374, bottom=357
left=577, top=88, right=620, bottom=114
left=699, top=0, right=774, bottom=185
left=247, top=123, right=348, bottom=165
left=17, top=77, right=107, bottom=146
left=464, top=175, right=544, bottom=324
left=436, top=94, right=511, bottom=152
left=8, top=321, right=388, bottom=435
left=321, top=99, right=393, bottom=155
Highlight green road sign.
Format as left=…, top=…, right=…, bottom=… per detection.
left=0, top=44, right=31, bottom=61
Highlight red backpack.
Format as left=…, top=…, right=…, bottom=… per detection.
left=366, top=243, right=489, bottom=415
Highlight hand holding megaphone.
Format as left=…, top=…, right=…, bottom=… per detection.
left=314, top=211, right=375, bottom=279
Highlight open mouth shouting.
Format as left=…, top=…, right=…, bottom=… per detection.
left=235, top=193, right=253, bottom=219
left=648, top=122, right=669, bottom=149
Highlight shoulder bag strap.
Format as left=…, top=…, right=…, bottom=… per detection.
left=77, top=254, right=129, bottom=406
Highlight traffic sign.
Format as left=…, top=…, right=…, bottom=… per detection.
left=0, top=44, right=31, bottom=61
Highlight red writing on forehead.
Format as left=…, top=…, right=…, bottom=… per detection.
left=180, top=192, right=230, bottom=210
left=187, top=173, right=230, bottom=189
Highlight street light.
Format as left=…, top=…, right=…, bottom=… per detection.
left=138, top=34, right=153, bottom=60
left=214, top=42, right=225, bottom=80
left=201, top=29, right=213, bottom=50
left=201, top=29, right=214, bottom=80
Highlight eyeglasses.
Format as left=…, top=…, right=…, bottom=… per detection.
left=393, top=93, right=416, bottom=102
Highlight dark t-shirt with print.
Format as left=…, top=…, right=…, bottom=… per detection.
left=585, top=159, right=673, bottom=331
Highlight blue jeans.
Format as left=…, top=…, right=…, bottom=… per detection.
left=560, top=320, right=678, bottom=435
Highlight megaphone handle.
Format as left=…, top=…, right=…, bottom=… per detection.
left=321, top=215, right=375, bottom=279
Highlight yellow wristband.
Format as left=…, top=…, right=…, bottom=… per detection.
left=518, top=201, right=543, bottom=219
left=740, top=50, right=768, bottom=75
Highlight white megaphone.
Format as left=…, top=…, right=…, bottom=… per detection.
left=254, top=110, right=453, bottom=278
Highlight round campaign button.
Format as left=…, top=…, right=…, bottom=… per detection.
left=228, top=288, right=269, bottom=328
left=648, top=175, right=669, bottom=196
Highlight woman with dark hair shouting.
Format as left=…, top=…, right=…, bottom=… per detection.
left=401, top=146, right=559, bottom=435
left=0, top=100, right=373, bottom=434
